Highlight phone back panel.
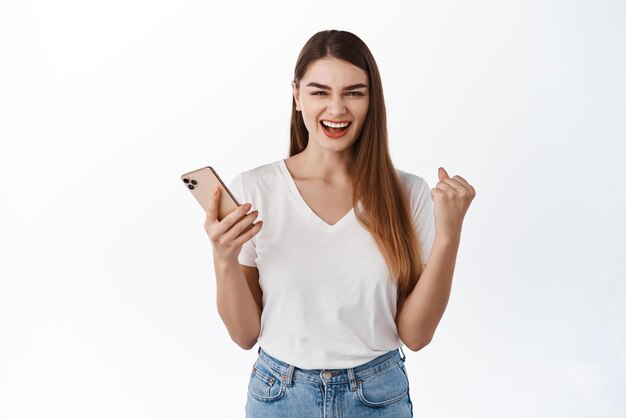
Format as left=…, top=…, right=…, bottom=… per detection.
left=181, top=166, right=240, bottom=221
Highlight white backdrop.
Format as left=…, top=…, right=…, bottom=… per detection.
left=1, top=0, right=625, bottom=417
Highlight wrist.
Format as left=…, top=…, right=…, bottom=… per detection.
left=213, top=253, right=240, bottom=272
left=434, top=229, right=461, bottom=244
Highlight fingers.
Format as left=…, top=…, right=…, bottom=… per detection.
left=443, top=179, right=467, bottom=194
left=205, top=186, right=245, bottom=231
left=438, top=167, right=450, bottom=182
left=435, top=181, right=454, bottom=191
left=208, top=193, right=259, bottom=241
left=222, top=202, right=254, bottom=228
left=431, top=169, right=476, bottom=201
left=205, top=186, right=220, bottom=230
left=453, top=175, right=476, bottom=196
left=221, top=209, right=260, bottom=243
left=434, top=173, right=475, bottom=196
left=231, top=217, right=263, bottom=248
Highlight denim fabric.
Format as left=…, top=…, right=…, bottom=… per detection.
left=245, top=347, right=413, bottom=417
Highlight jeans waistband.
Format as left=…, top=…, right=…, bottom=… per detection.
left=255, top=346, right=406, bottom=389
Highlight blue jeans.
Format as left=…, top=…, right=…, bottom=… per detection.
left=245, top=346, right=414, bottom=417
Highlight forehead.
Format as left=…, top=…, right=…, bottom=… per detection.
left=302, top=57, right=368, bottom=86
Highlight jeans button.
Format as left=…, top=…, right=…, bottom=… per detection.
left=322, top=371, right=332, bottom=379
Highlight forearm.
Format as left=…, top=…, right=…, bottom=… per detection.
left=397, top=232, right=460, bottom=350
left=213, top=256, right=261, bottom=350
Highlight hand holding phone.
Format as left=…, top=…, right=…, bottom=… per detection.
left=204, top=187, right=263, bottom=262
left=181, top=166, right=262, bottom=262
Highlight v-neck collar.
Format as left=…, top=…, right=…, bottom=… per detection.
left=278, top=158, right=361, bottom=233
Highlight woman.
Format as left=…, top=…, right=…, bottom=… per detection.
left=205, top=29, right=475, bottom=417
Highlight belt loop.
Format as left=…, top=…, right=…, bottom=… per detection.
left=257, top=346, right=261, bottom=354
left=284, top=365, right=295, bottom=387
left=347, top=367, right=358, bottom=391
left=399, top=346, right=406, bottom=362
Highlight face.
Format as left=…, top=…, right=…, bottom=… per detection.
left=292, top=57, right=370, bottom=152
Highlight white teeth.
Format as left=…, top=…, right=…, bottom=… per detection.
left=322, top=120, right=350, bottom=128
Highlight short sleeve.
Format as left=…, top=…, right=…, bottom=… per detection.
left=410, top=177, right=436, bottom=265
left=227, top=173, right=257, bottom=268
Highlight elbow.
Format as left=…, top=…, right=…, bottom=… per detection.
left=398, top=324, right=433, bottom=352
left=234, top=336, right=258, bottom=351
left=231, top=335, right=257, bottom=350
left=406, top=335, right=433, bottom=352
left=222, top=319, right=260, bottom=351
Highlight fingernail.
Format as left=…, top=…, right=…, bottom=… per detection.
left=244, top=203, right=252, bottom=210
left=213, top=188, right=219, bottom=197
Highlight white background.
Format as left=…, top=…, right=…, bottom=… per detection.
left=1, top=0, right=625, bottom=417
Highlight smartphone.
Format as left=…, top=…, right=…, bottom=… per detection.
left=181, top=166, right=253, bottom=232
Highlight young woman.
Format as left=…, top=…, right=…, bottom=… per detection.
left=205, top=29, right=475, bottom=418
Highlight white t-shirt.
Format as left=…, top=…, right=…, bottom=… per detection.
left=227, top=158, right=435, bottom=369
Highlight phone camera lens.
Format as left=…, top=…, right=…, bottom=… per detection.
left=191, top=180, right=197, bottom=185
left=183, top=178, right=190, bottom=183
left=188, top=185, right=195, bottom=190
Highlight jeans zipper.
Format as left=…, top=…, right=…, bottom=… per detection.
left=322, top=381, right=327, bottom=418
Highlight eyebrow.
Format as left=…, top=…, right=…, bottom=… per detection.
left=305, top=82, right=369, bottom=91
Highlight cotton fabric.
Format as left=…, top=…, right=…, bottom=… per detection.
left=227, top=159, right=435, bottom=369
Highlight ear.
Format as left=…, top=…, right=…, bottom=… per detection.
left=291, top=80, right=300, bottom=111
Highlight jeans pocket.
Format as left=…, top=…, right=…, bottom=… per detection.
left=356, top=361, right=409, bottom=408
left=247, top=358, right=286, bottom=402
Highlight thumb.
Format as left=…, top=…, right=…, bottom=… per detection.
left=438, top=166, right=449, bottom=182
left=207, top=186, right=220, bottom=220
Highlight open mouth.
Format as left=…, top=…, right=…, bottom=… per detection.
left=320, top=121, right=351, bottom=134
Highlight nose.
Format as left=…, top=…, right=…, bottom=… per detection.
left=327, top=95, right=347, bottom=116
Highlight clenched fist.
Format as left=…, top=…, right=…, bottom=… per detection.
left=430, top=167, right=476, bottom=238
